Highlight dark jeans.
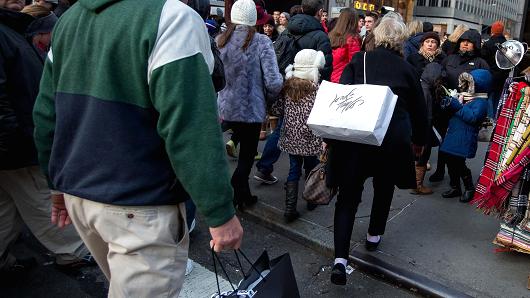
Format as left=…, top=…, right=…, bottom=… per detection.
left=334, top=175, right=395, bottom=259
left=446, top=153, right=471, bottom=187
left=287, top=154, right=319, bottom=182
left=225, top=121, right=262, bottom=198
left=255, top=118, right=283, bottom=175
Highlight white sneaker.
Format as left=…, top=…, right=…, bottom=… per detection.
left=185, top=259, right=194, bottom=276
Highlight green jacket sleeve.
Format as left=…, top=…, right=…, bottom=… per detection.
left=149, top=53, right=235, bottom=228
left=33, top=56, right=56, bottom=187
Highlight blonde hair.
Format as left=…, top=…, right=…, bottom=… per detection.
left=374, top=18, right=407, bottom=51
left=448, top=24, right=469, bottom=43
left=21, top=4, right=51, bottom=18
left=407, top=20, right=423, bottom=37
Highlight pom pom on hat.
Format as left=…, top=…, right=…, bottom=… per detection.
left=285, top=49, right=325, bottom=83
left=231, top=0, right=257, bottom=26
left=491, top=21, right=504, bottom=36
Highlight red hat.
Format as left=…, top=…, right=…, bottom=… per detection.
left=491, top=21, right=504, bottom=36
left=256, top=5, right=270, bottom=26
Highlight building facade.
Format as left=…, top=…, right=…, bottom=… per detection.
left=413, top=0, right=527, bottom=38
left=327, top=0, right=415, bottom=22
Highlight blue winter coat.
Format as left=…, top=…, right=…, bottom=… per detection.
left=403, top=32, right=424, bottom=60
left=217, top=26, right=283, bottom=123
left=439, top=96, right=488, bottom=158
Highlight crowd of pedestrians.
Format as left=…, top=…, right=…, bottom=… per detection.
left=0, top=0, right=524, bottom=295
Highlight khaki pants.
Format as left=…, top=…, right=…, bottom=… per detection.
left=0, top=166, right=88, bottom=269
left=64, top=194, right=189, bottom=297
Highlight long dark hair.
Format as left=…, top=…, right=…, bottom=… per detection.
left=329, top=8, right=359, bottom=49
left=217, top=23, right=256, bottom=51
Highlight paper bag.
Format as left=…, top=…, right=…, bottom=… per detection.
left=307, top=80, right=398, bottom=146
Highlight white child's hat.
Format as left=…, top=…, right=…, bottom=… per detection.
left=231, top=0, right=257, bottom=26
left=285, top=49, right=325, bottom=83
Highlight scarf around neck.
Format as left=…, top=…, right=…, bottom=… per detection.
left=419, top=47, right=441, bottom=62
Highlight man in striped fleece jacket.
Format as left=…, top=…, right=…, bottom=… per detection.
left=33, top=0, right=243, bottom=296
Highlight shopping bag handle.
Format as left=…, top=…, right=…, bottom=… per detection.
left=211, top=248, right=268, bottom=297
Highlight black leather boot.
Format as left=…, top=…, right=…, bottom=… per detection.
left=429, top=154, right=446, bottom=182
left=284, top=181, right=299, bottom=222
left=460, top=174, right=475, bottom=203
left=442, top=181, right=462, bottom=198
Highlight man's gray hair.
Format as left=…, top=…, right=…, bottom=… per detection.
left=373, top=17, right=407, bottom=51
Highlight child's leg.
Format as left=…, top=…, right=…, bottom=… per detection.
left=442, top=153, right=463, bottom=198
left=285, top=155, right=303, bottom=221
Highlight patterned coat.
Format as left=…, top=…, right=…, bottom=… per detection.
left=217, top=26, right=283, bottom=123
left=270, top=82, right=322, bottom=156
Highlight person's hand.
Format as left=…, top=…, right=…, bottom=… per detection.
left=51, top=193, right=71, bottom=228
left=322, top=142, right=328, bottom=151
left=209, top=215, right=243, bottom=252
left=412, top=144, right=424, bottom=159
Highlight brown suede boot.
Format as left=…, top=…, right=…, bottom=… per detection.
left=410, top=165, right=433, bottom=195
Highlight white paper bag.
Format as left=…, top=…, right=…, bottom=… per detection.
left=307, top=80, right=398, bottom=146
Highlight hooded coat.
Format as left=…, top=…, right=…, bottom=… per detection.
left=286, top=14, right=333, bottom=81
left=440, top=69, right=491, bottom=158
left=0, top=8, right=43, bottom=170
left=442, top=30, right=489, bottom=89
left=403, top=32, right=424, bottom=60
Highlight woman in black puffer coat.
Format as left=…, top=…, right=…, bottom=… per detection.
left=429, top=29, right=489, bottom=182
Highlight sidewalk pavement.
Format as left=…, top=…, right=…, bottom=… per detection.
left=226, top=135, right=530, bottom=298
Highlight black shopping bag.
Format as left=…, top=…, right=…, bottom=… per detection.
left=211, top=249, right=300, bottom=298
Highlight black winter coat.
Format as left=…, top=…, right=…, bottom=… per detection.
left=481, top=35, right=510, bottom=92
left=442, top=29, right=490, bottom=89
left=402, top=32, right=424, bottom=60
left=442, top=40, right=458, bottom=56
left=0, top=9, right=43, bottom=170
left=327, top=47, right=428, bottom=189
left=286, top=14, right=332, bottom=81
left=406, top=51, right=446, bottom=78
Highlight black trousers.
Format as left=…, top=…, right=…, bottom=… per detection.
left=334, top=175, right=395, bottom=259
left=225, top=122, right=261, bottom=199
left=445, top=153, right=471, bottom=187
left=416, top=145, right=432, bottom=166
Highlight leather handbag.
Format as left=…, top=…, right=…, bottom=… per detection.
left=302, top=150, right=337, bottom=205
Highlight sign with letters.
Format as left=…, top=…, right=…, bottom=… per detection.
left=307, top=80, right=398, bottom=146
left=353, top=1, right=376, bottom=11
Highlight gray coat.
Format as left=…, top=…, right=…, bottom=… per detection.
left=217, top=26, right=283, bottom=123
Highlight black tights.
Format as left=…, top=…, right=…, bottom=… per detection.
left=334, top=175, right=395, bottom=259
left=445, top=153, right=471, bottom=187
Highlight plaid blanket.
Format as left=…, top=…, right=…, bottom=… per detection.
left=473, top=83, right=525, bottom=211
left=494, top=223, right=530, bottom=254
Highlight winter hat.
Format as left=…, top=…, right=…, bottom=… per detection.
left=285, top=49, right=325, bottom=83
left=422, top=21, right=433, bottom=32
left=231, top=0, right=257, bottom=26
left=470, top=69, right=492, bottom=94
left=205, top=19, right=219, bottom=36
left=421, top=31, right=440, bottom=46
left=26, top=12, right=58, bottom=37
left=255, top=5, right=270, bottom=26
left=491, top=21, right=504, bottom=36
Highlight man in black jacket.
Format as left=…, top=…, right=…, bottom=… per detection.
left=481, top=21, right=509, bottom=118
left=285, top=0, right=332, bottom=80
left=0, top=0, right=92, bottom=274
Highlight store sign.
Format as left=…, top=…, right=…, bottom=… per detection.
left=353, top=1, right=376, bottom=11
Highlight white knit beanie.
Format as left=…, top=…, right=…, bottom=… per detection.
left=285, top=50, right=325, bottom=83
left=231, top=0, right=257, bottom=26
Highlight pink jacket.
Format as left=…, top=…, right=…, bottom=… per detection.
left=330, top=35, right=361, bottom=83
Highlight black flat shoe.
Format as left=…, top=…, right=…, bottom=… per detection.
left=429, top=170, right=445, bottom=182
left=330, top=263, right=346, bottom=285
left=460, top=190, right=475, bottom=203
left=441, top=188, right=462, bottom=198
left=365, top=238, right=381, bottom=252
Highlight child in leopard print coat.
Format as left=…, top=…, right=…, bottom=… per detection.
left=270, top=49, right=325, bottom=222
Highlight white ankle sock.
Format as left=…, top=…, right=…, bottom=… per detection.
left=366, top=234, right=381, bottom=243
left=334, top=258, right=347, bottom=267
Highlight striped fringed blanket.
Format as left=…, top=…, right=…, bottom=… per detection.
left=494, top=223, right=530, bottom=254
left=473, top=84, right=523, bottom=212
left=472, top=146, right=530, bottom=214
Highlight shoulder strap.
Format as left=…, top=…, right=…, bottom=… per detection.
left=363, top=51, right=367, bottom=84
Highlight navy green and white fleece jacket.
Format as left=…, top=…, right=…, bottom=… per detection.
left=33, top=0, right=235, bottom=227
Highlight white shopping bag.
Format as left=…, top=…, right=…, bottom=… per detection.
left=307, top=53, right=397, bottom=146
